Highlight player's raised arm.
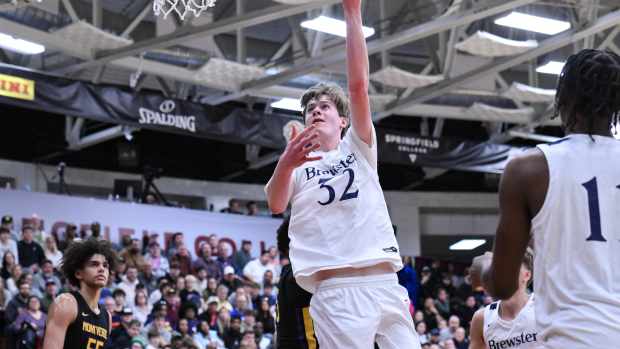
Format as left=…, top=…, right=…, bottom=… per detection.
left=265, top=125, right=322, bottom=214
left=43, top=293, right=77, bottom=349
left=343, top=0, right=372, bottom=145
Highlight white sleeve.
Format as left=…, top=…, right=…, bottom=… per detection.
left=345, top=124, right=378, bottom=170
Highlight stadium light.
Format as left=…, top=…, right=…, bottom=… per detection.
left=0, top=33, right=45, bottom=55
left=449, top=239, right=486, bottom=251
left=494, top=12, right=571, bottom=35
left=271, top=98, right=303, bottom=112
left=536, top=61, right=565, bottom=75
left=301, top=15, right=375, bottom=38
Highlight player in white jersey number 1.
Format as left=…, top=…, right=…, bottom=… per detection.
left=470, top=250, right=542, bottom=349
left=473, top=49, right=620, bottom=348
left=265, top=0, right=419, bottom=348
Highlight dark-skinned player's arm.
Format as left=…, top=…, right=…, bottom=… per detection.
left=265, top=125, right=322, bottom=214
left=43, top=293, right=78, bottom=349
left=343, top=0, right=372, bottom=146
left=468, top=309, right=487, bottom=349
left=479, top=155, right=533, bottom=299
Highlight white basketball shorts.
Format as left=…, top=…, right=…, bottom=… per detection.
left=309, top=273, right=421, bottom=349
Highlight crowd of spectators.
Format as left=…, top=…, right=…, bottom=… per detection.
left=0, top=212, right=488, bottom=349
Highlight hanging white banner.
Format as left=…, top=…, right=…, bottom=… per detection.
left=0, top=189, right=279, bottom=257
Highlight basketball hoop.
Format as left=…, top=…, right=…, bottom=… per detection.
left=153, top=0, right=217, bottom=21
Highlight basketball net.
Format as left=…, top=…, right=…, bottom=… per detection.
left=153, top=0, right=217, bottom=21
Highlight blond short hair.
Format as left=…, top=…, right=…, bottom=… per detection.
left=300, top=82, right=351, bottom=138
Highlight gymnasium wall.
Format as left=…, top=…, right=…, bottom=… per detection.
left=0, top=158, right=500, bottom=256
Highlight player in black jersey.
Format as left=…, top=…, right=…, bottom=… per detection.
left=275, top=218, right=319, bottom=349
left=43, top=238, right=117, bottom=349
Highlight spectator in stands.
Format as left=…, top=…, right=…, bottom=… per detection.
left=5, top=279, right=31, bottom=328
left=398, top=256, right=419, bottom=310
left=173, top=245, right=193, bottom=276
left=174, top=318, right=193, bottom=338
left=17, top=226, right=45, bottom=273
left=10, top=295, right=46, bottom=346
left=194, top=319, right=225, bottom=349
left=113, top=289, right=128, bottom=314
left=215, top=309, right=230, bottom=338
left=457, top=295, right=477, bottom=330
left=166, top=233, right=184, bottom=258
left=455, top=270, right=473, bottom=301
left=193, top=243, right=221, bottom=280
left=198, top=298, right=219, bottom=329
left=222, top=266, right=243, bottom=293
left=57, top=224, right=78, bottom=252
left=255, top=297, right=274, bottom=335
left=216, top=243, right=233, bottom=272
left=181, top=275, right=202, bottom=308
left=118, top=265, right=140, bottom=307
left=6, top=264, right=23, bottom=298
left=0, top=227, right=17, bottom=262
left=1, top=250, right=17, bottom=280
left=122, top=238, right=146, bottom=269
left=420, top=265, right=438, bottom=301
left=146, top=329, right=165, bottom=349
left=43, top=235, right=62, bottom=269
left=452, top=327, right=468, bottom=349
left=220, top=199, right=243, bottom=214
left=40, top=279, right=57, bottom=313
left=88, top=222, right=104, bottom=240
left=207, top=235, right=219, bottom=254
left=435, top=288, right=451, bottom=320
left=246, top=201, right=259, bottom=216
left=232, top=240, right=253, bottom=275
left=416, top=321, right=429, bottom=345
left=133, top=289, right=151, bottom=325
left=32, top=259, right=60, bottom=294
left=0, top=216, right=14, bottom=239
left=423, top=297, right=440, bottom=330
left=239, top=331, right=257, bottom=349
left=243, top=251, right=274, bottom=286
left=203, top=277, right=218, bottom=299
left=143, top=314, right=172, bottom=343
left=145, top=241, right=169, bottom=279
left=214, top=285, right=233, bottom=313
left=265, top=246, right=279, bottom=278
left=107, top=316, right=141, bottom=349
left=139, top=262, right=158, bottom=295
left=223, top=315, right=243, bottom=349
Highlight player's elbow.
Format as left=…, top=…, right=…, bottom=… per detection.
left=269, top=203, right=286, bottom=215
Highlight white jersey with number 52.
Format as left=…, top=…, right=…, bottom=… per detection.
left=288, top=125, right=402, bottom=293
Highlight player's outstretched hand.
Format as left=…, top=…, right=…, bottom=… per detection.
left=279, top=125, right=322, bottom=171
left=470, top=252, right=493, bottom=291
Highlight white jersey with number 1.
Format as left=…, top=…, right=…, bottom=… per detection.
left=288, top=125, right=402, bottom=293
left=533, top=134, right=620, bottom=348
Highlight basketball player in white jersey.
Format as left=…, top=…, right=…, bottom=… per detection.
left=474, top=49, right=620, bottom=348
left=469, top=250, right=541, bottom=349
left=265, top=0, right=419, bottom=348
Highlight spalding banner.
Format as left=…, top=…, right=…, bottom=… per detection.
left=0, top=189, right=280, bottom=257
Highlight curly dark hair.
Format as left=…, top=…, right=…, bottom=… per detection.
left=276, top=216, right=290, bottom=259
left=60, top=238, right=118, bottom=287
left=554, top=49, right=620, bottom=135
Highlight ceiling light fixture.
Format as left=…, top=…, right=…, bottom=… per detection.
left=494, top=12, right=571, bottom=35
left=271, top=98, right=303, bottom=112
left=449, top=239, right=486, bottom=251
left=0, top=33, right=45, bottom=55
left=536, top=61, right=565, bottom=75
